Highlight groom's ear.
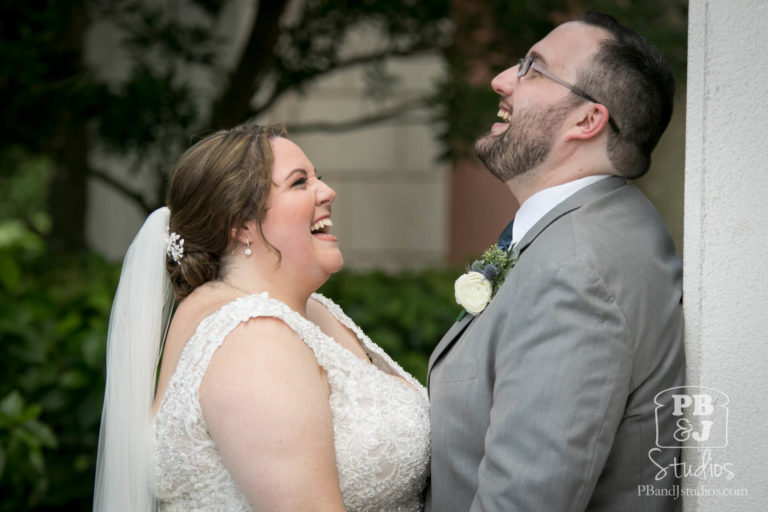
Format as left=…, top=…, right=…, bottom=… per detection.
left=565, top=103, right=611, bottom=141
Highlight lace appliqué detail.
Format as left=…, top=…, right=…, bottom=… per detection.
left=152, top=293, right=430, bottom=512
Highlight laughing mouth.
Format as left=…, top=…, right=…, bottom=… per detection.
left=310, top=217, right=333, bottom=235
left=497, top=108, right=512, bottom=122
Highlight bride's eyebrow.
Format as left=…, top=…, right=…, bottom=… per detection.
left=284, top=168, right=308, bottom=182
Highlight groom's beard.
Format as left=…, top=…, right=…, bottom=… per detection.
left=474, top=102, right=572, bottom=183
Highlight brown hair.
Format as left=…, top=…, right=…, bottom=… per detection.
left=165, top=123, right=287, bottom=300
left=577, top=11, right=675, bottom=178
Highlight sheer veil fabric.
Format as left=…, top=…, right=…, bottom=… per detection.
left=93, top=207, right=173, bottom=512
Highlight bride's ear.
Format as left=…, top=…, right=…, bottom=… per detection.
left=231, top=222, right=257, bottom=246
left=230, top=226, right=242, bottom=244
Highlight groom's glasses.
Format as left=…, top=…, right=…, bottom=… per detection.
left=517, top=56, right=621, bottom=133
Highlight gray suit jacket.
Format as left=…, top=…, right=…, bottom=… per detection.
left=427, top=177, right=684, bottom=512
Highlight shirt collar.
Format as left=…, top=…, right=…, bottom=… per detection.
left=511, top=175, right=612, bottom=247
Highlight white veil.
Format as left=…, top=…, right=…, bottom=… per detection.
left=93, top=207, right=173, bottom=512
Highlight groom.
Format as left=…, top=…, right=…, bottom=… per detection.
left=427, top=11, right=684, bottom=512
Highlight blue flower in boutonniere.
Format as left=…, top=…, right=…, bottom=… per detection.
left=455, top=244, right=517, bottom=319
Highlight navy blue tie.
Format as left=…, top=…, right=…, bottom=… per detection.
left=496, top=219, right=514, bottom=250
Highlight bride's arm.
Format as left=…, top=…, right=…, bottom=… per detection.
left=200, top=316, right=346, bottom=511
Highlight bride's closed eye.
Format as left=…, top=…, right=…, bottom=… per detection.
left=291, top=174, right=322, bottom=188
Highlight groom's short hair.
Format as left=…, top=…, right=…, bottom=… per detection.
left=576, top=11, right=675, bottom=179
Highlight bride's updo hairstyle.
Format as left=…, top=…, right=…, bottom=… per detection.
left=165, top=123, right=287, bottom=300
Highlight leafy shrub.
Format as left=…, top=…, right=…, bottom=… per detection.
left=0, top=230, right=118, bottom=511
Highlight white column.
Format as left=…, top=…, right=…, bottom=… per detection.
left=684, top=0, right=768, bottom=510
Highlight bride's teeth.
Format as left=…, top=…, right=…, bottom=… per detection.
left=311, top=218, right=333, bottom=232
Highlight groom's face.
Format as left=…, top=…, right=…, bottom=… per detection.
left=475, top=21, right=606, bottom=182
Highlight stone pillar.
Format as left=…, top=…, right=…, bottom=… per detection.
left=683, top=0, right=768, bottom=509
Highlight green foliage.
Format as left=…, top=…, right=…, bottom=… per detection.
left=0, top=235, right=119, bottom=511
left=0, top=148, right=52, bottom=227
left=468, top=244, right=516, bottom=294
left=0, top=153, right=118, bottom=510
left=319, top=268, right=461, bottom=384
left=0, top=391, right=58, bottom=508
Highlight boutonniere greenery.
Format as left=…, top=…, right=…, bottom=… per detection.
left=455, top=244, right=517, bottom=319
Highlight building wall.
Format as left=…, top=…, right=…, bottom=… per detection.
left=84, top=2, right=449, bottom=271
left=683, top=0, right=768, bottom=509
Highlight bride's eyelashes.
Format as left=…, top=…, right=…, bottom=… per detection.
left=290, top=174, right=323, bottom=188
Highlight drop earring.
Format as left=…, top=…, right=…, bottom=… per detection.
left=244, top=240, right=252, bottom=256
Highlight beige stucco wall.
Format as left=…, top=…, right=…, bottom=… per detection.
left=683, top=0, right=768, bottom=509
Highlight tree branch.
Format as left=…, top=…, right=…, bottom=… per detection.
left=285, top=98, right=427, bottom=134
left=89, top=167, right=153, bottom=213
left=251, top=43, right=442, bottom=118
left=207, top=0, right=290, bottom=130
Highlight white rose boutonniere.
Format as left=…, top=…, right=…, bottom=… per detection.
left=455, top=271, right=493, bottom=315
left=454, top=244, right=517, bottom=319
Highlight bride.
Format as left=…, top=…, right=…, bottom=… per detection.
left=93, top=123, right=430, bottom=511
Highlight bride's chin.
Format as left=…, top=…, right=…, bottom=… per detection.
left=327, top=255, right=344, bottom=274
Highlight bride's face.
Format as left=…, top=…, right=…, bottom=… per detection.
left=256, top=137, right=343, bottom=278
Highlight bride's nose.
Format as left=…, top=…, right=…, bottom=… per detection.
left=317, top=180, right=336, bottom=205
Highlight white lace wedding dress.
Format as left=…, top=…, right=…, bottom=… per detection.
left=151, top=293, right=430, bottom=511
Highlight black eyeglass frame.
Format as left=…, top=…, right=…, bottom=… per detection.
left=517, top=56, right=620, bottom=133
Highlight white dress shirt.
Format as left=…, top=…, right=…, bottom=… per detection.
left=511, top=175, right=612, bottom=247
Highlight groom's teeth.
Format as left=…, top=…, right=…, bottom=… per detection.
left=311, top=218, right=333, bottom=233
left=497, top=109, right=511, bottom=122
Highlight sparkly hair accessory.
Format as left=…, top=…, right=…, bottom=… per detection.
left=166, top=228, right=185, bottom=263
